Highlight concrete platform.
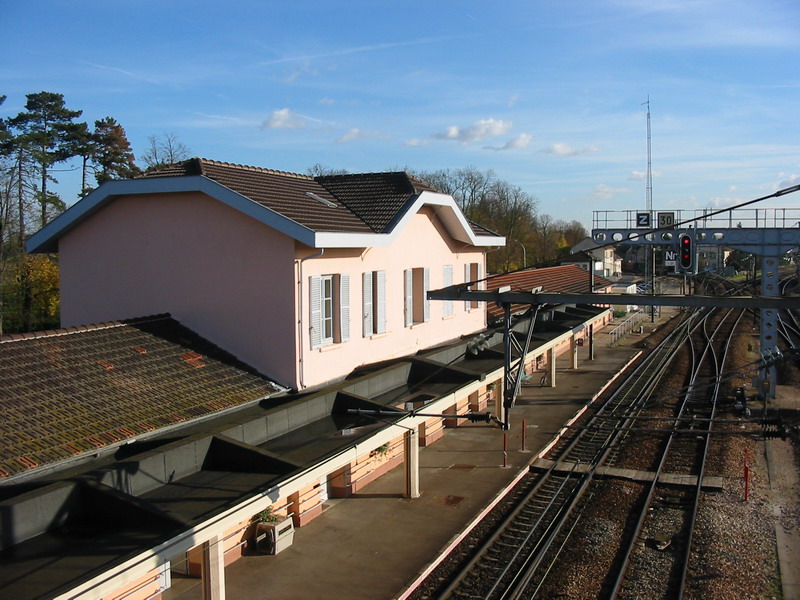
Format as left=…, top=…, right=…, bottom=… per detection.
left=164, top=315, right=671, bottom=600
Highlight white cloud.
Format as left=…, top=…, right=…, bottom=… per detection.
left=629, top=169, right=662, bottom=180
left=708, top=196, right=743, bottom=209
left=592, top=184, right=631, bottom=201
left=541, top=143, right=599, bottom=157
left=508, top=93, right=520, bottom=108
left=775, top=172, right=800, bottom=190
left=283, top=61, right=318, bottom=83
left=182, top=112, right=261, bottom=129
left=434, top=118, right=513, bottom=144
left=263, top=108, right=309, bottom=130
left=484, top=133, right=533, bottom=151
left=337, top=128, right=383, bottom=143
left=404, top=138, right=430, bottom=147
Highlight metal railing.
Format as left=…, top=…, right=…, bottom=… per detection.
left=593, top=207, right=800, bottom=231
left=607, top=311, right=647, bottom=346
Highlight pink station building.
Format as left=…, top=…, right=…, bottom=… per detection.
left=0, top=159, right=613, bottom=600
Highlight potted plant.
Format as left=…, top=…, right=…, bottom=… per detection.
left=252, top=506, right=294, bottom=555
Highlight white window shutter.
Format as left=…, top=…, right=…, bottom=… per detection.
left=362, top=272, right=373, bottom=337
left=464, top=264, right=471, bottom=312
left=443, top=265, right=453, bottom=317
left=339, top=274, right=350, bottom=342
left=309, top=275, right=322, bottom=349
left=477, top=262, right=484, bottom=307
left=423, top=267, right=430, bottom=322
left=404, top=269, right=413, bottom=327
left=376, top=270, right=387, bottom=334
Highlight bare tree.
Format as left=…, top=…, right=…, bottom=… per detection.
left=307, top=163, right=349, bottom=176
left=141, top=132, right=191, bottom=170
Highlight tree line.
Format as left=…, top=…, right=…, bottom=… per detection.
left=409, top=167, right=587, bottom=273
left=0, top=91, right=192, bottom=334
left=1, top=92, right=587, bottom=334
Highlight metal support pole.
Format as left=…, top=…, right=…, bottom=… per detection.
left=756, top=254, right=780, bottom=400
left=570, top=335, right=579, bottom=369
left=501, top=303, right=539, bottom=429
left=404, top=427, right=420, bottom=499
left=650, top=246, right=656, bottom=323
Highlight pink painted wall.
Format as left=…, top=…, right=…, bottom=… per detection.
left=298, top=207, right=486, bottom=388
left=60, top=197, right=488, bottom=390
left=59, top=192, right=298, bottom=385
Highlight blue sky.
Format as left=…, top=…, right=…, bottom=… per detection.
left=3, top=0, right=799, bottom=226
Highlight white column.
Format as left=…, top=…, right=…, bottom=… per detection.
left=404, top=427, right=420, bottom=498
left=201, top=536, right=226, bottom=600
left=548, top=347, right=557, bottom=387
left=570, top=336, right=579, bottom=369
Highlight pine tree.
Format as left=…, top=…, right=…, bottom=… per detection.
left=92, top=117, right=141, bottom=186
left=9, top=91, right=86, bottom=227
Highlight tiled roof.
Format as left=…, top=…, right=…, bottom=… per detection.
left=485, top=265, right=614, bottom=320
left=143, top=158, right=373, bottom=234
left=0, top=315, right=284, bottom=480
left=316, top=171, right=438, bottom=232
left=142, top=159, right=445, bottom=234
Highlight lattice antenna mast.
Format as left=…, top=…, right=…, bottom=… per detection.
left=644, top=96, right=652, bottom=212
left=643, top=96, right=655, bottom=322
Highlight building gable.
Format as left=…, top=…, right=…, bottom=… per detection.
left=28, top=159, right=504, bottom=253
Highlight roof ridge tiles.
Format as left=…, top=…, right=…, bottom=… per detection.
left=0, top=313, right=173, bottom=344
left=194, top=157, right=313, bottom=180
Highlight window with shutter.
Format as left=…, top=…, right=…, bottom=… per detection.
left=322, top=275, right=334, bottom=345
left=465, top=262, right=480, bottom=310
left=363, top=270, right=387, bottom=336
left=406, top=267, right=429, bottom=326
left=362, top=272, right=373, bottom=337
left=310, top=273, right=349, bottom=348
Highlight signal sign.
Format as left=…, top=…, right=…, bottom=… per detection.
left=657, top=212, right=675, bottom=229
left=665, top=250, right=677, bottom=268
left=679, top=234, right=693, bottom=270
left=636, top=212, right=651, bottom=228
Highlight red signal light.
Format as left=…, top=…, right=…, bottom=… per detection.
left=679, top=234, right=692, bottom=269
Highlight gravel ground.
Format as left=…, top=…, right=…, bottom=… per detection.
left=405, top=317, right=800, bottom=600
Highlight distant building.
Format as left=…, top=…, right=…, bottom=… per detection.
left=570, top=237, right=622, bottom=277
left=697, top=244, right=731, bottom=272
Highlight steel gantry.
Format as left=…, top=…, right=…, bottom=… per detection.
left=592, top=193, right=800, bottom=401
left=426, top=286, right=800, bottom=427
left=428, top=186, right=800, bottom=427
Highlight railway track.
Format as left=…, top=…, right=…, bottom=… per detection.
left=427, top=279, right=763, bottom=600
left=435, top=313, right=698, bottom=599
left=611, top=306, right=744, bottom=599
